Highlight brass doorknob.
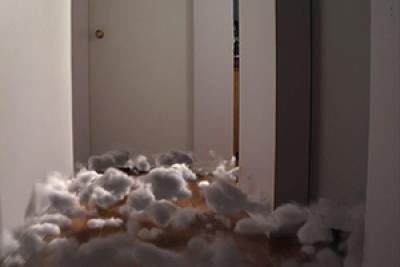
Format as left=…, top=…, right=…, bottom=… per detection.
left=95, top=29, right=105, bottom=39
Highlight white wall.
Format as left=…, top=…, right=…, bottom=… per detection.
left=239, top=0, right=276, bottom=204
left=0, top=0, right=73, bottom=228
left=364, top=0, right=400, bottom=266
left=193, top=0, right=233, bottom=159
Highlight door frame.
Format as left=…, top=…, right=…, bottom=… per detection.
left=275, top=0, right=312, bottom=205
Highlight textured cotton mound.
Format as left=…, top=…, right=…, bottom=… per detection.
left=0, top=150, right=364, bottom=267
left=142, top=167, right=192, bottom=200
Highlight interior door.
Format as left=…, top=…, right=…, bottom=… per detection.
left=89, top=0, right=193, bottom=155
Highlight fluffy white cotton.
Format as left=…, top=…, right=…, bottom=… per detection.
left=143, top=167, right=192, bottom=200
left=235, top=203, right=308, bottom=236
left=1, top=254, right=25, bottom=267
left=47, top=189, right=79, bottom=214
left=310, top=199, right=352, bottom=231
left=25, top=174, right=80, bottom=216
left=171, top=208, right=202, bottom=230
left=202, top=178, right=248, bottom=214
left=157, top=150, right=193, bottom=167
left=103, top=217, right=124, bottom=228
left=124, top=183, right=155, bottom=212
left=29, top=223, right=61, bottom=237
left=271, top=203, right=309, bottom=228
left=137, top=228, right=163, bottom=241
left=198, top=180, right=210, bottom=188
left=186, top=237, right=243, bottom=267
left=97, top=168, right=133, bottom=198
left=126, top=211, right=147, bottom=235
left=89, top=186, right=118, bottom=209
left=88, top=168, right=133, bottom=209
left=134, top=155, right=151, bottom=173
left=171, top=164, right=197, bottom=181
left=17, top=231, right=47, bottom=259
left=88, top=154, right=116, bottom=173
left=46, top=234, right=184, bottom=267
left=1, top=230, right=20, bottom=259
left=108, top=149, right=130, bottom=166
left=45, top=173, right=69, bottom=191
left=130, top=238, right=185, bottom=267
left=87, top=218, right=124, bottom=229
left=297, top=215, right=334, bottom=245
left=25, top=184, right=51, bottom=219
left=146, top=200, right=177, bottom=227
left=68, top=170, right=99, bottom=194
left=30, top=214, right=72, bottom=228
left=88, top=149, right=130, bottom=172
left=212, top=164, right=240, bottom=182
left=234, top=217, right=264, bottom=235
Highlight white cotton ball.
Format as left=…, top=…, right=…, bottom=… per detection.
left=104, top=218, right=124, bottom=228
left=0, top=230, right=20, bottom=259
left=131, top=239, right=185, bottom=267
left=98, top=168, right=133, bottom=198
left=125, top=183, right=155, bottom=212
left=272, top=203, right=309, bottom=227
left=30, top=214, right=72, bottom=228
left=146, top=200, right=177, bottom=227
left=234, top=203, right=307, bottom=237
left=171, top=208, right=202, bottom=230
left=157, top=150, right=193, bottom=167
left=137, top=228, right=163, bottom=241
left=297, top=215, right=334, bottom=245
left=86, top=168, right=133, bottom=209
left=108, top=149, right=130, bottom=167
left=87, top=218, right=123, bottom=229
left=29, top=223, right=61, bottom=237
left=311, top=199, right=352, bottom=231
left=254, top=203, right=309, bottom=235
left=1, top=254, right=25, bottom=267
left=212, top=238, right=243, bottom=267
left=212, top=164, right=239, bottom=182
left=234, top=217, right=264, bottom=235
left=87, top=149, right=130, bottom=172
left=47, top=237, right=71, bottom=250
left=198, top=180, right=210, bottom=188
left=186, top=237, right=243, bottom=267
left=171, top=163, right=197, bottom=181
left=134, top=155, right=151, bottom=173
left=68, top=170, right=99, bottom=194
left=25, top=184, right=51, bottom=218
left=45, top=173, right=69, bottom=192
left=47, top=189, right=79, bottom=214
left=143, top=167, right=192, bottom=200
left=88, top=154, right=116, bottom=172
left=90, top=186, right=118, bottom=209
left=202, top=178, right=249, bottom=214
left=126, top=211, right=146, bottom=235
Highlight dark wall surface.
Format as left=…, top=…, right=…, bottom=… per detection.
left=310, top=0, right=370, bottom=206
